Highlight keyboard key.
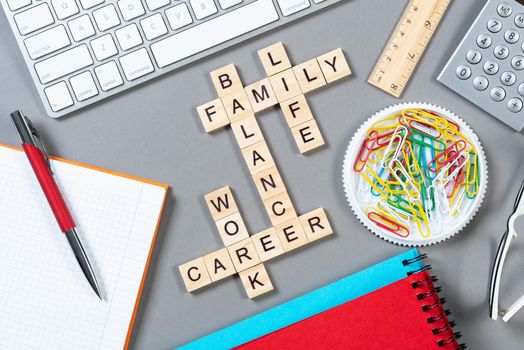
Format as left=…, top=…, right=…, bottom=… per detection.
left=69, top=71, right=98, bottom=101
left=93, top=4, right=120, bottom=31
left=115, top=24, right=143, bottom=50
left=44, top=81, right=74, bottom=111
left=6, top=0, right=31, bottom=11
left=504, top=29, right=519, bottom=44
left=145, top=0, right=169, bottom=11
left=79, top=0, right=103, bottom=9
left=455, top=65, right=471, bottom=80
left=51, top=0, right=79, bottom=20
left=152, top=0, right=278, bottom=68
left=511, top=55, right=524, bottom=70
left=218, top=0, right=242, bottom=10
left=94, top=61, right=123, bottom=91
left=34, top=44, right=93, bottom=84
left=473, top=76, right=489, bottom=91
left=508, top=97, right=523, bottom=112
left=190, top=0, right=218, bottom=20
left=140, top=14, right=168, bottom=40
left=500, top=71, right=516, bottom=86
left=519, top=83, right=524, bottom=97
left=494, top=45, right=509, bottom=59
left=490, top=86, right=506, bottom=102
left=483, top=60, right=499, bottom=75
left=276, top=0, right=310, bottom=16
left=165, top=4, right=193, bottom=30
left=91, top=34, right=118, bottom=60
left=466, top=49, right=482, bottom=64
left=24, top=25, right=70, bottom=60
left=68, top=15, right=96, bottom=41
left=497, top=3, right=512, bottom=18
left=119, top=48, right=154, bottom=81
left=118, top=0, right=145, bottom=21
left=516, top=14, right=524, bottom=28
left=487, top=18, right=502, bottom=33
left=14, top=4, right=54, bottom=35
left=477, top=34, right=492, bottom=48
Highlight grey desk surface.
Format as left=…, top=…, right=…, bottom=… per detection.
left=2, top=0, right=524, bottom=348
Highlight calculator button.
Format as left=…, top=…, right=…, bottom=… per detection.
left=516, top=14, right=524, bottom=28
left=466, top=49, right=482, bottom=64
left=497, top=3, right=512, bottom=18
left=494, top=45, right=510, bottom=59
left=504, top=29, right=520, bottom=44
left=477, top=34, right=492, bottom=49
left=511, top=55, right=524, bottom=70
left=507, top=97, right=523, bottom=112
left=473, top=76, right=489, bottom=91
left=487, top=18, right=503, bottom=32
left=484, top=60, right=499, bottom=75
left=456, top=65, right=471, bottom=80
left=519, top=83, right=524, bottom=96
left=491, top=86, right=506, bottom=101
left=500, top=71, right=516, bottom=86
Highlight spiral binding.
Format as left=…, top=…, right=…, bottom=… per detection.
left=403, top=254, right=467, bottom=350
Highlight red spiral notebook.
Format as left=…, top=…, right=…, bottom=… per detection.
left=237, top=269, right=463, bottom=350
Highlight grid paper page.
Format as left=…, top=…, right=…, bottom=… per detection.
left=0, top=146, right=167, bottom=350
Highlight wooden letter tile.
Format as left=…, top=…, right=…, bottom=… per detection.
left=244, top=78, right=278, bottom=113
left=196, top=99, right=230, bottom=133
left=210, top=64, right=243, bottom=97
left=179, top=257, right=212, bottom=292
left=263, top=191, right=297, bottom=226
left=203, top=248, right=236, bottom=282
left=252, top=166, right=286, bottom=200
left=258, top=42, right=292, bottom=76
left=291, top=119, right=325, bottom=154
left=300, top=208, right=334, bottom=242
left=227, top=237, right=261, bottom=272
left=241, top=141, right=275, bottom=175
left=293, top=58, right=327, bottom=93
left=276, top=217, right=309, bottom=252
left=231, top=115, right=264, bottom=149
left=204, top=186, right=238, bottom=221
left=251, top=227, right=285, bottom=262
left=280, top=94, right=314, bottom=128
left=316, top=48, right=352, bottom=84
left=215, top=212, right=250, bottom=246
left=221, top=89, right=253, bottom=123
left=239, top=264, right=274, bottom=299
left=268, top=69, right=302, bottom=102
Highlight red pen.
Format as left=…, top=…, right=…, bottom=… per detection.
left=11, top=110, right=102, bottom=299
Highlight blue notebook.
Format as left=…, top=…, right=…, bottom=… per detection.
left=178, top=249, right=423, bottom=350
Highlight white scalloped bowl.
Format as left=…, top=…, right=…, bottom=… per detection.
left=342, top=102, right=488, bottom=246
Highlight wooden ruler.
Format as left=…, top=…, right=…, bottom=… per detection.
left=368, top=0, right=451, bottom=98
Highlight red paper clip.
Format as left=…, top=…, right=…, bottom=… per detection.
left=428, top=140, right=467, bottom=172
left=368, top=211, right=410, bottom=238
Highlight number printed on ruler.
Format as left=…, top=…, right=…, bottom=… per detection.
left=368, top=0, right=451, bottom=98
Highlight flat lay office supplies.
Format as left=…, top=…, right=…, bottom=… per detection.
left=368, top=0, right=451, bottom=98
left=438, top=0, right=524, bottom=130
left=0, top=0, right=341, bottom=118
left=11, top=110, right=101, bottom=298
left=179, top=250, right=464, bottom=350
left=343, top=102, right=487, bottom=246
left=0, top=144, right=167, bottom=350
left=489, top=179, right=524, bottom=322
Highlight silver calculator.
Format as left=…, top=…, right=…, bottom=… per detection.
left=438, top=0, right=524, bottom=131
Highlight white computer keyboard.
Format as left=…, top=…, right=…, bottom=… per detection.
left=1, top=0, right=340, bottom=118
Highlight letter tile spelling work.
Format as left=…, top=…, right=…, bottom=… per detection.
left=180, top=43, right=349, bottom=299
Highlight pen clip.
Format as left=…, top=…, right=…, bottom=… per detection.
left=10, top=110, right=53, bottom=174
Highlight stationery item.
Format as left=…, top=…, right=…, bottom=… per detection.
left=11, top=110, right=101, bottom=298
left=438, top=0, right=524, bottom=130
left=179, top=250, right=465, bottom=350
left=343, top=102, right=487, bottom=246
left=490, top=179, right=524, bottom=322
left=0, top=144, right=167, bottom=350
left=0, top=0, right=342, bottom=118
left=368, top=0, right=451, bottom=98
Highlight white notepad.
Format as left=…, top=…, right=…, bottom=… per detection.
left=0, top=145, right=168, bottom=350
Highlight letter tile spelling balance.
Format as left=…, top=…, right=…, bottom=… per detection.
left=180, top=42, right=350, bottom=299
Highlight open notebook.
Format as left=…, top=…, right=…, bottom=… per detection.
left=0, top=145, right=168, bottom=350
